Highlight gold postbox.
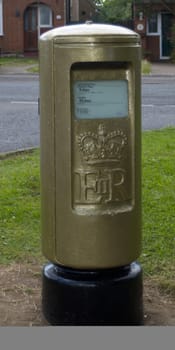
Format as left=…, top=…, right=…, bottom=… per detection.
left=40, top=23, right=141, bottom=270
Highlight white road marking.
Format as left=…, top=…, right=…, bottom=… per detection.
left=11, top=101, right=38, bottom=105
left=142, top=104, right=175, bottom=108
left=10, top=101, right=175, bottom=108
left=142, top=104, right=154, bottom=107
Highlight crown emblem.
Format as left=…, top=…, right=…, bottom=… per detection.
left=77, top=124, right=128, bottom=164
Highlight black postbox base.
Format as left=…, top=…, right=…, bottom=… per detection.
left=42, top=261, right=143, bottom=326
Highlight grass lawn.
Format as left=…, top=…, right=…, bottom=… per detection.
left=0, top=149, right=42, bottom=264
left=141, top=127, right=175, bottom=294
left=142, top=59, right=151, bottom=75
left=0, top=128, right=175, bottom=293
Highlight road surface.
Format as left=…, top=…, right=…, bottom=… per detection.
left=0, top=74, right=175, bottom=153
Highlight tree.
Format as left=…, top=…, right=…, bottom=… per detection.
left=134, top=0, right=175, bottom=16
left=95, top=0, right=175, bottom=23
left=97, top=0, right=132, bottom=23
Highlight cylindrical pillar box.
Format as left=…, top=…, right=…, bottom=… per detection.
left=40, top=23, right=143, bottom=325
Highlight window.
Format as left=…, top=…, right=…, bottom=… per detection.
left=147, top=13, right=158, bottom=34
left=39, top=5, right=52, bottom=27
left=0, top=0, right=3, bottom=35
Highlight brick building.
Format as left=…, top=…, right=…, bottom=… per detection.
left=133, top=0, right=175, bottom=61
left=0, top=0, right=96, bottom=54
left=0, top=0, right=65, bottom=54
left=69, top=0, right=97, bottom=23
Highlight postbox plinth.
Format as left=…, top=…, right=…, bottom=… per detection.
left=42, top=262, right=143, bottom=326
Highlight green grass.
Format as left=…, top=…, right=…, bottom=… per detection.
left=0, top=129, right=175, bottom=293
left=0, top=149, right=42, bottom=264
left=142, top=59, right=152, bottom=75
left=0, top=57, right=38, bottom=66
left=141, top=127, right=175, bottom=294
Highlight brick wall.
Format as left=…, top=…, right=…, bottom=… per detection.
left=70, top=0, right=96, bottom=24
left=0, top=0, right=65, bottom=53
left=79, top=0, right=96, bottom=22
left=134, top=3, right=175, bottom=61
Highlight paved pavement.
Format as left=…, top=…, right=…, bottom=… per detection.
left=0, top=64, right=36, bottom=75
left=150, top=62, right=175, bottom=76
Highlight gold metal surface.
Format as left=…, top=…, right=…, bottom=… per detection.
left=40, top=23, right=141, bottom=269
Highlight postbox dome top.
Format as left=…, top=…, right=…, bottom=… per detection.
left=40, top=22, right=140, bottom=43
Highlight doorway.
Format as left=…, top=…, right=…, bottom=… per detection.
left=161, top=13, right=173, bottom=58
left=24, top=3, right=52, bottom=52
